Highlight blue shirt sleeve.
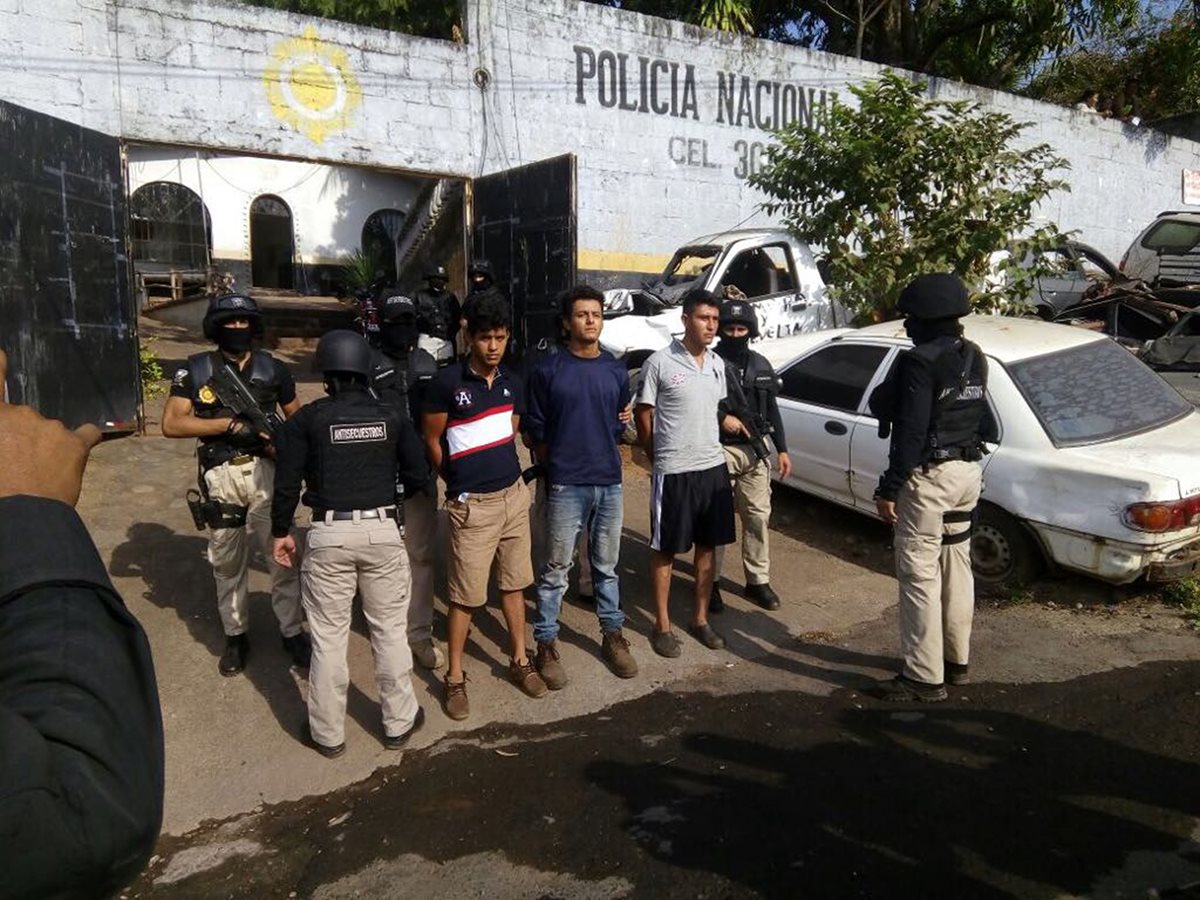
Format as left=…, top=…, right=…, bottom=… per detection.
left=423, top=369, right=452, bottom=414
left=524, top=361, right=550, bottom=444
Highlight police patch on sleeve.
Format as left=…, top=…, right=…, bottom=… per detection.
left=330, top=422, right=388, bottom=443
left=172, top=368, right=188, bottom=387
left=198, top=385, right=217, bottom=405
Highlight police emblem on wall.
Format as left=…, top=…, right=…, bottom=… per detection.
left=263, top=26, right=362, bottom=145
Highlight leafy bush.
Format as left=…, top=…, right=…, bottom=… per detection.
left=140, top=338, right=166, bottom=400
left=1158, top=576, right=1200, bottom=630
left=750, top=71, right=1071, bottom=322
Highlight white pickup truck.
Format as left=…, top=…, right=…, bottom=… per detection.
left=599, top=228, right=847, bottom=367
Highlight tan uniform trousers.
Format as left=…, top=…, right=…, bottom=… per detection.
left=893, top=459, right=983, bottom=686
left=301, top=514, right=419, bottom=747
left=403, top=490, right=436, bottom=644
left=203, top=457, right=303, bottom=638
left=714, top=444, right=773, bottom=586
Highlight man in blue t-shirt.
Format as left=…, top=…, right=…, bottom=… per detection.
left=525, top=286, right=637, bottom=686
left=423, top=297, right=548, bottom=721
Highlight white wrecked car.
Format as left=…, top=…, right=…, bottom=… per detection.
left=600, top=228, right=847, bottom=368
left=763, top=315, right=1200, bottom=586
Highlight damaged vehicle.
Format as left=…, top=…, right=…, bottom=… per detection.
left=1052, top=281, right=1200, bottom=348
left=761, top=316, right=1200, bottom=586
left=599, top=229, right=845, bottom=368
left=1142, top=309, right=1200, bottom=406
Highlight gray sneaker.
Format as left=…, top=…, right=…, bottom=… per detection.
left=535, top=640, right=568, bottom=690
left=651, top=628, right=681, bottom=658
left=410, top=639, right=445, bottom=670
left=601, top=629, right=638, bottom=678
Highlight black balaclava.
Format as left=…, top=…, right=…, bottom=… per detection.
left=719, top=331, right=751, bottom=364
left=381, top=319, right=419, bottom=355
left=217, top=325, right=254, bottom=355
left=904, top=316, right=961, bottom=346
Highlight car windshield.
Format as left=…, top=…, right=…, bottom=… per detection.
left=1006, top=339, right=1192, bottom=446
left=661, top=245, right=720, bottom=287
left=1142, top=220, right=1200, bottom=253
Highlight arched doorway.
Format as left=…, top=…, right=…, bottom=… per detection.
left=130, top=182, right=212, bottom=269
left=249, top=194, right=294, bottom=289
left=361, top=209, right=406, bottom=283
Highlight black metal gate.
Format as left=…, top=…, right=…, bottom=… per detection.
left=471, top=155, right=576, bottom=366
left=0, top=99, right=138, bottom=430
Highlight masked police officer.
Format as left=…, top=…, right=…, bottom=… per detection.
left=711, top=300, right=792, bottom=612
left=415, top=265, right=461, bottom=348
left=271, top=330, right=433, bottom=757
left=868, top=273, right=995, bottom=703
left=162, top=293, right=309, bottom=677
left=372, top=294, right=444, bottom=671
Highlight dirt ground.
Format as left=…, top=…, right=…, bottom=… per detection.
left=86, top=319, right=1200, bottom=897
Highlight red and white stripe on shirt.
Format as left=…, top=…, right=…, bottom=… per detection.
left=446, top=404, right=515, bottom=459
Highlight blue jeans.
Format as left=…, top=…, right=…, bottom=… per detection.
left=534, top=483, right=624, bottom=643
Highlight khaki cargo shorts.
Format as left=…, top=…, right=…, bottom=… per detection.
left=446, top=478, right=534, bottom=607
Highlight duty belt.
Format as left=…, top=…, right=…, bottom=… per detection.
left=312, top=506, right=399, bottom=523
left=927, top=446, right=983, bottom=463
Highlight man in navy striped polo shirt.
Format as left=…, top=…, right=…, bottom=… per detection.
left=423, top=297, right=547, bottom=720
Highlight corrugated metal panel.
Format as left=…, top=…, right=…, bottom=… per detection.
left=0, top=99, right=139, bottom=430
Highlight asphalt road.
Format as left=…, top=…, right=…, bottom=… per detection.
left=132, top=657, right=1200, bottom=898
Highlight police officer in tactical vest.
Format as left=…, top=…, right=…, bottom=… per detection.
left=371, top=294, right=445, bottom=670
left=868, top=273, right=995, bottom=703
left=271, top=330, right=433, bottom=757
left=162, top=293, right=310, bottom=677
left=712, top=300, right=792, bottom=612
left=414, top=265, right=461, bottom=347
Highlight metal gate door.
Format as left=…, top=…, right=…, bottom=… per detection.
left=0, top=99, right=138, bottom=430
left=471, top=154, right=576, bottom=366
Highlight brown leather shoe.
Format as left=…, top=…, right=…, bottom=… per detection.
left=601, top=629, right=638, bottom=678
left=535, top=641, right=568, bottom=691
left=509, top=656, right=548, bottom=698
left=443, top=674, right=470, bottom=720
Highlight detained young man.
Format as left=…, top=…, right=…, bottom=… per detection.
left=634, top=289, right=743, bottom=657
left=525, top=286, right=637, bottom=688
left=422, top=297, right=547, bottom=720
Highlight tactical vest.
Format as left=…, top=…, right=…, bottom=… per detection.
left=188, top=350, right=284, bottom=466
left=371, top=347, right=437, bottom=424
left=720, top=350, right=779, bottom=445
left=873, top=337, right=988, bottom=457
left=187, top=350, right=282, bottom=419
left=415, top=288, right=455, bottom=338
left=306, top=396, right=403, bottom=512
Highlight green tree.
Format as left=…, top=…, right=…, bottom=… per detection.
left=749, top=71, right=1070, bottom=322
left=1025, top=9, right=1200, bottom=123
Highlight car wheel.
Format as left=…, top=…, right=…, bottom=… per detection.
left=971, top=503, right=1043, bottom=586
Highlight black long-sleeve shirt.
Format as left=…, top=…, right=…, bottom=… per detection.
left=271, top=388, right=433, bottom=537
left=0, top=496, right=164, bottom=900
left=876, top=354, right=935, bottom=501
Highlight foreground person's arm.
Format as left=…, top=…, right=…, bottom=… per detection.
left=0, top=404, right=164, bottom=900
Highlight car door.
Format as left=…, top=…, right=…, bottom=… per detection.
left=1035, top=247, right=1090, bottom=314
left=716, top=242, right=816, bottom=341
left=775, top=341, right=892, bottom=505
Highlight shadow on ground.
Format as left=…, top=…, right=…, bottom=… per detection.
left=137, top=660, right=1200, bottom=898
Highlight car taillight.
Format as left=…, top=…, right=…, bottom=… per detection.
left=1124, top=496, right=1200, bottom=532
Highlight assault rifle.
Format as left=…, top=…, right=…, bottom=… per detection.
left=723, top=366, right=773, bottom=463
left=210, top=362, right=283, bottom=444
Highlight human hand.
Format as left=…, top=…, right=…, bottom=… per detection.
left=776, top=451, right=792, bottom=479
left=618, top=406, right=632, bottom=426
left=875, top=496, right=897, bottom=525
left=721, top=414, right=749, bottom=437
left=273, top=535, right=297, bottom=568
left=0, top=404, right=102, bottom=506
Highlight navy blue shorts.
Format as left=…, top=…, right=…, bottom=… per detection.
left=649, top=463, right=736, bottom=554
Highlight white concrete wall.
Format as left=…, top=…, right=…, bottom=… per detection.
left=3, top=0, right=1199, bottom=280
left=481, top=0, right=1200, bottom=275
left=127, top=147, right=424, bottom=267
